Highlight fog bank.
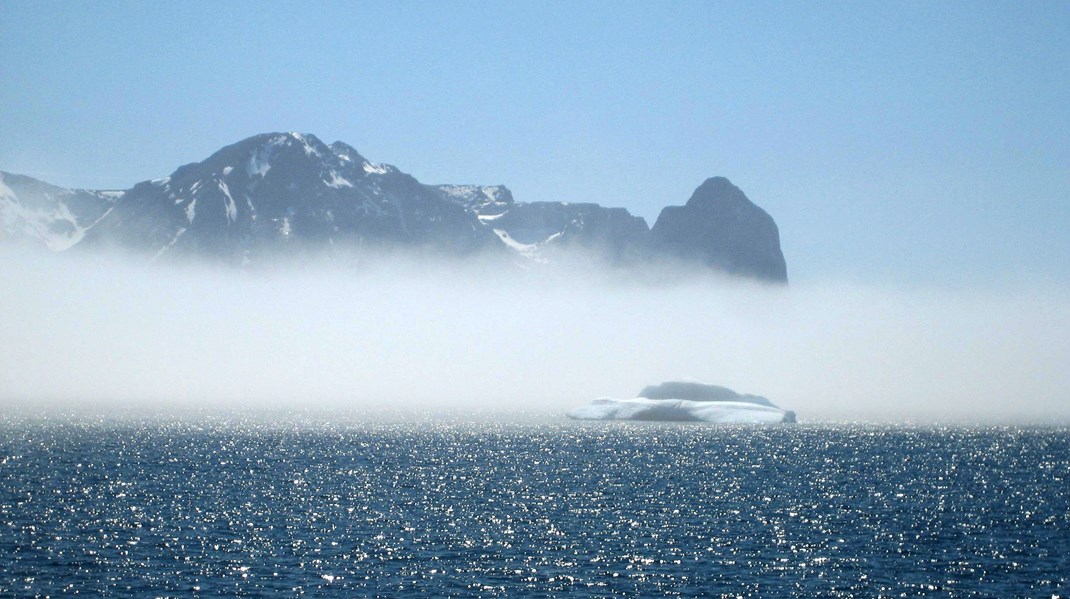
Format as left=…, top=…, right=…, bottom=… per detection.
left=2, top=249, right=1068, bottom=423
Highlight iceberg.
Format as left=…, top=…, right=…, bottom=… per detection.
left=567, top=381, right=796, bottom=423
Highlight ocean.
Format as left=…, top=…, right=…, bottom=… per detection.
left=2, top=415, right=1068, bottom=597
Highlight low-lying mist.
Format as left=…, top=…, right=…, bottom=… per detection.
left=3, top=247, right=1068, bottom=423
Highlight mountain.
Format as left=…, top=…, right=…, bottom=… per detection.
left=436, top=184, right=650, bottom=263
left=1, top=132, right=788, bottom=282
left=78, top=133, right=498, bottom=261
left=651, top=177, right=787, bottom=281
left=0, top=171, right=120, bottom=251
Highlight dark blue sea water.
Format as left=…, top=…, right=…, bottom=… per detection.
left=2, top=416, right=1068, bottom=597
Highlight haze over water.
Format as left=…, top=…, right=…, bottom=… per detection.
left=3, top=248, right=1069, bottom=423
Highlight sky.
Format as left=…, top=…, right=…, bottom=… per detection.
left=1, top=0, right=1068, bottom=284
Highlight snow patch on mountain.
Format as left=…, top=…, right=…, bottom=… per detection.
left=325, top=171, right=353, bottom=188
left=436, top=185, right=513, bottom=213
left=151, top=227, right=187, bottom=261
left=219, top=182, right=237, bottom=224
left=290, top=132, right=322, bottom=157
left=363, top=162, right=390, bottom=175
left=246, top=135, right=290, bottom=178
left=493, top=229, right=543, bottom=260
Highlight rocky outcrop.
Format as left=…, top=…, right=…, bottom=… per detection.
left=651, top=177, right=787, bottom=282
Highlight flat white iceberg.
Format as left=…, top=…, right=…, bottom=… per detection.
left=568, top=381, right=796, bottom=423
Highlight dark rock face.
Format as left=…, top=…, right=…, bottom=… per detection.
left=651, top=177, right=787, bottom=282
left=3, top=134, right=788, bottom=282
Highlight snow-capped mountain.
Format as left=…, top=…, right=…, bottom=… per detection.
left=78, top=132, right=498, bottom=261
left=1, top=132, right=788, bottom=281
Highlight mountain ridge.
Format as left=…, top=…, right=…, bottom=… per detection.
left=1, top=132, right=788, bottom=282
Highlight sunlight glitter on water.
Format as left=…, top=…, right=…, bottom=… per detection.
left=1, top=417, right=1068, bottom=597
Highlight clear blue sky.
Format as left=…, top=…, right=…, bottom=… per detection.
left=2, top=1, right=1067, bottom=284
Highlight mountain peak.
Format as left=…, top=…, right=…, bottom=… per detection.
left=161, top=132, right=388, bottom=188
left=686, top=176, right=751, bottom=210
left=651, top=177, right=787, bottom=282
left=227, top=131, right=329, bottom=158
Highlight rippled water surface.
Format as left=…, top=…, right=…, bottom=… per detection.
left=2, top=416, right=1068, bottom=597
